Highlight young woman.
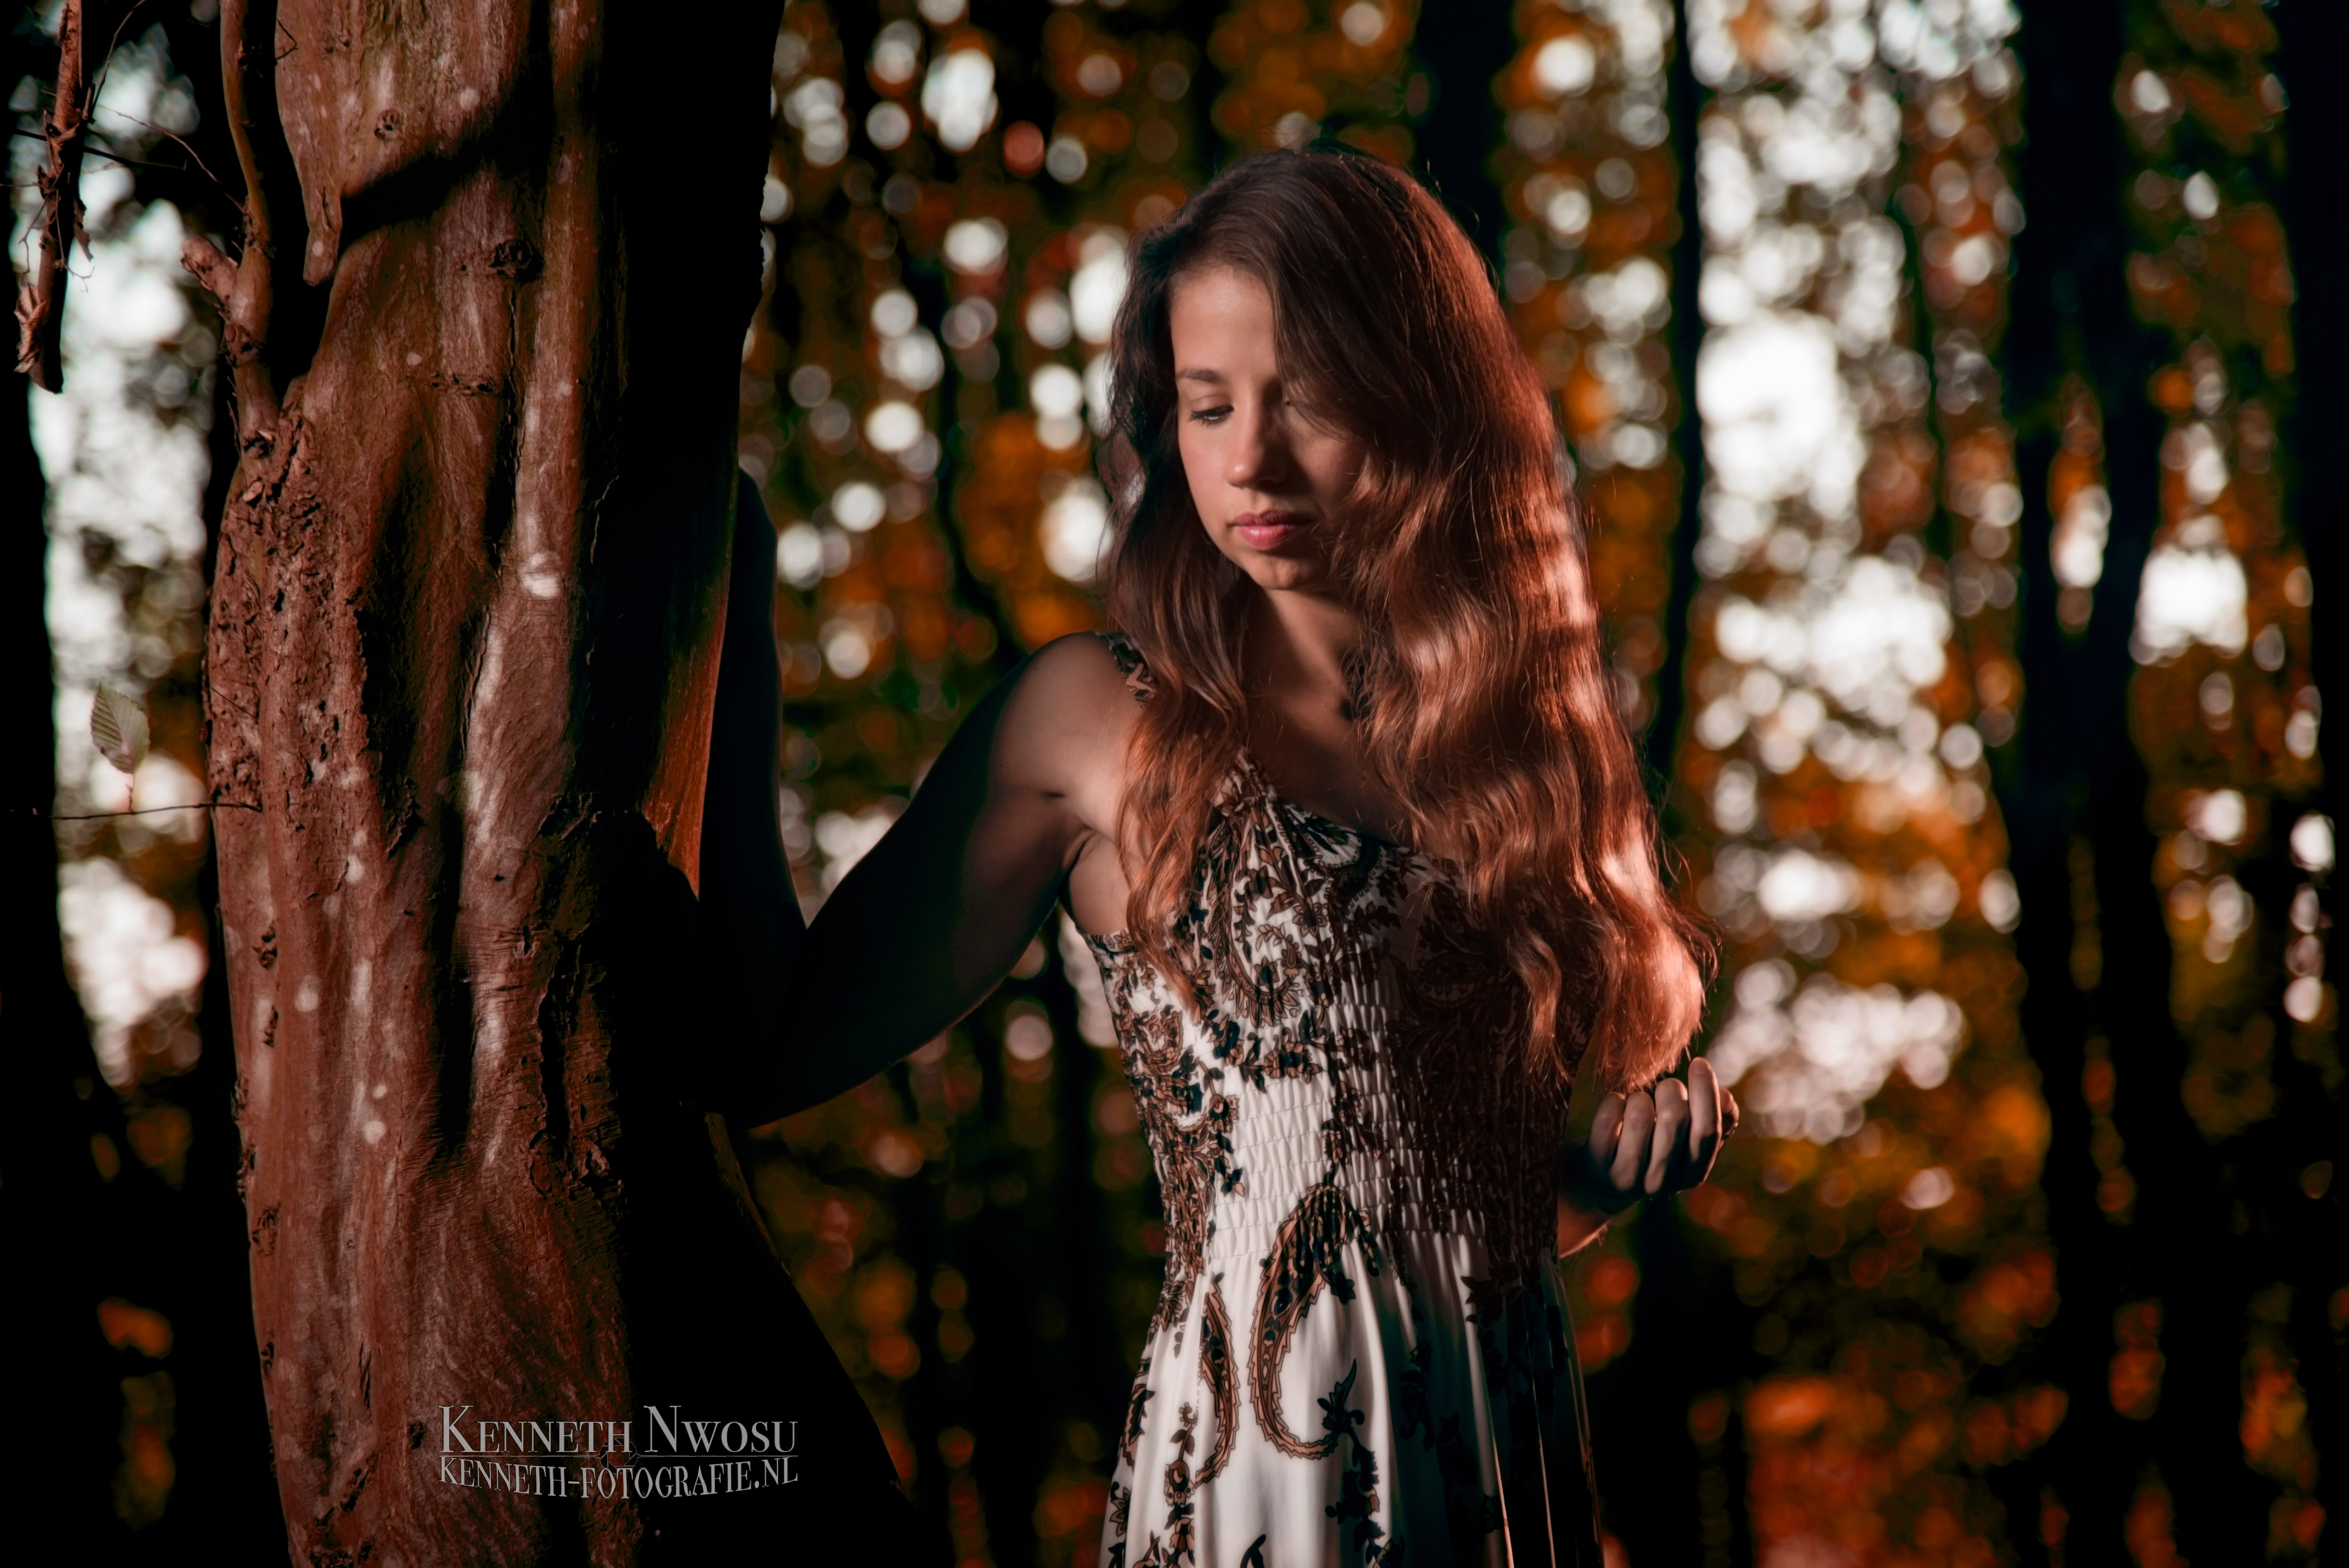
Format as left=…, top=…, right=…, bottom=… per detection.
left=706, top=147, right=1732, bottom=1567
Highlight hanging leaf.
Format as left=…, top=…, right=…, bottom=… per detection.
left=90, top=684, right=149, bottom=777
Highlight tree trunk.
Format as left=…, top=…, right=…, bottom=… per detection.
left=200, top=2, right=912, bottom=1558
left=0, top=178, right=123, bottom=1549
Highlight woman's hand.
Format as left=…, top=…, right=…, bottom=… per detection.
left=1560, top=1057, right=1740, bottom=1222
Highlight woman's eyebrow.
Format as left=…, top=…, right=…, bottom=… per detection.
left=1175, top=367, right=1227, bottom=385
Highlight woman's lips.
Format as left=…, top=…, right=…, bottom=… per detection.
left=1232, top=510, right=1310, bottom=549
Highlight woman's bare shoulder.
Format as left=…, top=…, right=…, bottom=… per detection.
left=1009, top=629, right=1144, bottom=711
left=989, top=632, right=1145, bottom=798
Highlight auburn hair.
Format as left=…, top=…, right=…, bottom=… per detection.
left=1097, top=146, right=1711, bottom=1094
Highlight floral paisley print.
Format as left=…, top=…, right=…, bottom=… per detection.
left=1091, top=634, right=1602, bottom=1568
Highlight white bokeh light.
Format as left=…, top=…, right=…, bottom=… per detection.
left=1708, top=964, right=1969, bottom=1142
left=2133, top=542, right=2250, bottom=662
left=922, top=49, right=998, bottom=155
left=1069, top=230, right=1129, bottom=345
left=58, top=857, right=207, bottom=1086
left=1040, top=479, right=1111, bottom=583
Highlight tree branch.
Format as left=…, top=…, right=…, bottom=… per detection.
left=12, top=801, right=263, bottom=820
left=14, top=0, right=90, bottom=392
left=8, top=118, right=232, bottom=189
left=182, top=232, right=236, bottom=305
left=214, top=0, right=290, bottom=443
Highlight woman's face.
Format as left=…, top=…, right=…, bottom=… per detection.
left=1167, top=266, right=1363, bottom=598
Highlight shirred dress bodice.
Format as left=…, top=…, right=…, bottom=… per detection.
left=1086, top=634, right=1600, bottom=1568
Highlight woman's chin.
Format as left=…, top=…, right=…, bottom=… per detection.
left=1231, top=553, right=1334, bottom=597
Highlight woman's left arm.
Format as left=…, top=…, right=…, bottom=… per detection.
left=1556, top=1057, right=1739, bottom=1254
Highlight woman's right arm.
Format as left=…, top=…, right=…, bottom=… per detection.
left=749, top=636, right=1131, bottom=1121
left=701, top=513, right=1136, bottom=1128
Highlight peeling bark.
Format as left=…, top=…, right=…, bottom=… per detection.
left=198, top=2, right=913, bottom=1558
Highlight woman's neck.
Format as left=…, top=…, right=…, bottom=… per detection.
left=1247, top=585, right=1361, bottom=718
left=1240, top=582, right=1421, bottom=849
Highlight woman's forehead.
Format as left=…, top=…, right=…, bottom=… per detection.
left=1168, top=267, right=1277, bottom=370
left=1169, top=265, right=1272, bottom=320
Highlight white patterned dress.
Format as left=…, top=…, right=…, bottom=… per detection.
left=1087, top=636, right=1601, bottom=1568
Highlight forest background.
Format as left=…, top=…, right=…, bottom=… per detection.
left=5, top=0, right=2344, bottom=1563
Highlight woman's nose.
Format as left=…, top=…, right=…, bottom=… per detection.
left=1225, top=406, right=1288, bottom=488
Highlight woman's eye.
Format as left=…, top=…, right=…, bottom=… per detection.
left=1187, top=405, right=1231, bottom=425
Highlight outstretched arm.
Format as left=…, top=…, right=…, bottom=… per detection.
left=699, top=482, right=1132, bottom=1127
left=746, top=644, right=1102, bottom=1119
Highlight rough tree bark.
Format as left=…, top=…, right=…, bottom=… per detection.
left=192, top=2, right=914, bottom=1559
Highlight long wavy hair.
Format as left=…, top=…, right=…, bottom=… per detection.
left=1098, top=146, right=1711, bottom=1094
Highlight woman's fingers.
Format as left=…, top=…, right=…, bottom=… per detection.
left=1575, top=1070, right=1744, bottom=1213
left=1688, top=1058, right=1723, bottom=1182
left=1646, top=1078, right=1691, bottom=1194
left=1611, top=1091, right=1656, bottom=1193
left=1588, top=1091, right=1627, bottom=1169
left=1649, top=1065, right=1737, bottom=1199
left=1562, top=1093, right=1634, bottom=1215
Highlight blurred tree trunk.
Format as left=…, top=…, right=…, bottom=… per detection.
left=2276, top=3, right=2349, bottom=1549
left=196, top=2, right=912, bottom=1559
left=5, top=11, right=285, bottom=1557
left=0, top=150, right=122, bottom=1552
